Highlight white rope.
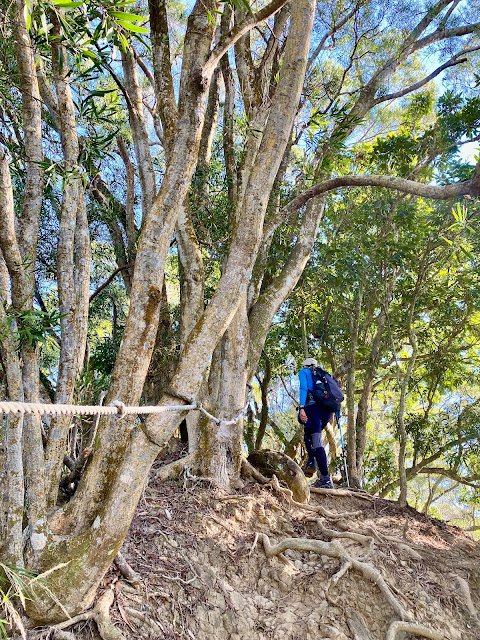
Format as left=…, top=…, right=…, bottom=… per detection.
left=197, top=403, right=249, bottom=426
left=0, top=401, right=198, bottom=417
left=0, top=399, right=249, bottom=425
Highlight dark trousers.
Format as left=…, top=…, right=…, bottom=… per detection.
left=303, top=403, right=332, bottom=477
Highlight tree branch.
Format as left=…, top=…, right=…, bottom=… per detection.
left=418, top=467, right=480, bottom=487
left=89, top=264, right=133, bottom=303
left=412, top=22, right=480, bottom=55
left=306, top=0, right=361, bottom=72
left=373, top=53, right=470, bottom=105
left=204, top=0, right=291, bottom=75
left=281, top=171, right=480, bottom=219
left=116, top=136, right=137, bottom=258
left=148, top=0, right=177, bottom=146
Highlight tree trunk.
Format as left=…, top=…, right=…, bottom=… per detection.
left=346, top=287, right=362, bottom=486
left=196, top=294, right=249, bottom=488
left=397, top=326, right=418, bottom=507
left=254, top=353, right=271, bottom=450
left=354, top=274, right=397, bottom=483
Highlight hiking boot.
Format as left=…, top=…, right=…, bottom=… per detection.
left=302, top=459, right=317, bottom=478
left=313, top=474, right=334, bottom=489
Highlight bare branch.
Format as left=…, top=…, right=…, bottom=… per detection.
left=116, top=136, right=137, bottom=257
left=131, top=48, right=155, bottom=90
left=307, top=0, right=361, bottom=72
left=89, top=264, right=133, bottom=304
left=408, top=0, right=456, bottom=42
left=36, top=59, right=60, bottom=130
left=373, top=53, right=470, bottom=105
left=412, top=21, right=480, bottom=55
left=281, top=171, right=480, bottom=219
left=148, top=0, right=177, bottom=146
left=418, top=467, right=480, bottom=487
left=257, top=6, right=290, bottom=90
left=205, top=0, right=291, bottom=75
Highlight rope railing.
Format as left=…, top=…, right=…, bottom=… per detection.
left=0, top=399, right=249, bottom=426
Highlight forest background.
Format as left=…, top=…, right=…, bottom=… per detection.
left=1, top=0, right=480, bottom=627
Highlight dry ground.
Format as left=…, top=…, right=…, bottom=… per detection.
left=46, top=454, right=480, bottom=640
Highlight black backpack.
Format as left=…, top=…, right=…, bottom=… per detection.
left=310, top=367, right=344, bottom=413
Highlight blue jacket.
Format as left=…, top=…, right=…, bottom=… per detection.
left=298, top=367, right=316, bottom=406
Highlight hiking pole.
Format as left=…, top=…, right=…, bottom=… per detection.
left=335, top=411, right=350, bottom=488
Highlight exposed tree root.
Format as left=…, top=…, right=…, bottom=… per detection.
left=114, top=552, right=142, bottom=586
left=241, top=457, right=269, bottom=484
left=123, top=607, right=164, bottom=635
left=269, top=475, right=362, bottom=519
left=325, top=559, right=352, bottom=604
left=386, top=620, right=443, bottom=640
left=305, top=517, right=375, bottom=557
left=52, top=631, right=76, bottom=640
left=334, top=519, right=387, bottom=544
left=261, top=533, right=411, bottom=621
left=51, top=588, right=125, bottom=640
left=152, top=453, right=194, bottom=482
left=310, top=487, right=375, bottom=502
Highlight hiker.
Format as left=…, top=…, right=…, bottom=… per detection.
left=298, top=357, right=334, bottom=489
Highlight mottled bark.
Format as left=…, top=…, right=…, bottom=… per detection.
left=148, top=0, right=177, bottom=149
left=255, top=353, right=271, bottom=450
left=13, top=0, right=44, bottom=264
left=176, top=204, right=205, bottom=350
left=0, top=148, right=47, bottom=556
left=64, top=1, right=220, bottom=530
left=121, top=48, right=156, bottom=215
left=346, top=288, right=362, bottom=486
left=197, top=293, right=250, bottom=486
left=44, top=17, right=91, bottom=507
left=235, top=20, right=262, bottom=119
left=74, top=184, right=91, bottom=375
left=248, top=134, right=294, bottom=307
left=13, top=0, right=480, bottom=626
left=144, top=281, right=176, bottom=404
left=0, top=253, right=24, bottom=567
left=198, top=67, right=220, bottom=172
left=3, top=1, right=48, bottom=558
left=116, top=136, right=137, bottom=262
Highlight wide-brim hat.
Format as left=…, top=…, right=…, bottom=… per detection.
left=303, top=357, right=318, bottom=367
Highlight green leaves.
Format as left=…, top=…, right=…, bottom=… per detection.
left=107, top=8, right=149, bottom=33
left=0, top=306, right=63, bottom=349
left=115, top=20, right=149, bottom=33
left=50, top=0, right=85, bottom=8
left=30, top=0, right=150, bottom=54
left=24, top=0, right=32, bottom=30
left=222, top=0, right=253, bottom=13
left=108, top=10, right=145, bottom=21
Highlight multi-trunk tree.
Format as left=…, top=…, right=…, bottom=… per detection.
left=1, top=0, right=480, bottom=625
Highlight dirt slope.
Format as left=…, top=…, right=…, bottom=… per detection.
left=101, top=458, right=480, bottom=640
left=75, top=459, right=480, bottom=640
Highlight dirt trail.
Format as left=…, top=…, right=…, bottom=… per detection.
left=53, top=458, right=480, bottom=640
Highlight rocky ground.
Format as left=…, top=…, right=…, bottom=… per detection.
left=45, top=455, right=480, bottom=640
